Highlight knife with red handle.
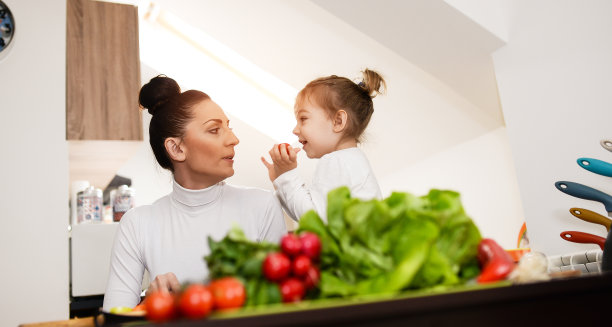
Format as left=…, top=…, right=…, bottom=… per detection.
left=560, top=231, right=606, bottom=250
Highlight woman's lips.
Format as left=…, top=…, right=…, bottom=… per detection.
left=222, top=155, right=234, bottom=163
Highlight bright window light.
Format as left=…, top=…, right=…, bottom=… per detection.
left=139, top=3, right=298, bottom=143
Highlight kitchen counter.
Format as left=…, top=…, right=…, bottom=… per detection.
left=22, top=272, right=612, bottom=327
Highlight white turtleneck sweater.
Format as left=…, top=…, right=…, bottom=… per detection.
left=273, top=147, right=382, bottom=222
left=102, top=180, right=287, bottom=311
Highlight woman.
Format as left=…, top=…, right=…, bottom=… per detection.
left=103, top=76, right=287, bottom=311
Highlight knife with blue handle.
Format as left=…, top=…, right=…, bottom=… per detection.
left=577, top=158, right=612, bottom=177
left=555, top=181, right=612, bottom=217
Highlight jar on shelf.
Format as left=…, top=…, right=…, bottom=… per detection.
left=113, top=185, right=135, bottom=222
left=76, top=186, right=103, bottom=223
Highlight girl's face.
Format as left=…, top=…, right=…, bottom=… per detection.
left=180, top=99, right=239, bottom=185
left=293, top=100, right=342, bottom=159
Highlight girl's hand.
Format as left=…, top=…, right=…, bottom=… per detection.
left=261, top=143, right=301, bottom=182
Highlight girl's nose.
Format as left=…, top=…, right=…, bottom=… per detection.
left=292, top=125, right=299, bottom=135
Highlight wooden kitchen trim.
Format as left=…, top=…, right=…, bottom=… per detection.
left=66, top=0, right=142, bottom=140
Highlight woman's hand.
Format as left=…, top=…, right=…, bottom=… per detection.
left=146, top=272, right=181, bottom=295
left=261, top=143, right=301, bottom=182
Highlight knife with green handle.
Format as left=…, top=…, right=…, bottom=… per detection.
left=569, top=207, right=612, bottom=232
left=555, top=181, right=612, bottom=217
left=577, top=158, right=612, bottom=178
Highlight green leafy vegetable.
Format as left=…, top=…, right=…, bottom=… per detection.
left=297, top=187, right=482, bottom=298
left=205, top=225, right=280, bottom=306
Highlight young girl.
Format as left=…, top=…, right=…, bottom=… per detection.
left=261, top=69, right=386, bottom=222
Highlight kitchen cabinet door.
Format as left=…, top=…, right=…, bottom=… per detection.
left=66, top=0, right=142, bottom=140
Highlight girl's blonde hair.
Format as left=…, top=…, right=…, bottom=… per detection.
left=295, top=68, right=386, bottom=142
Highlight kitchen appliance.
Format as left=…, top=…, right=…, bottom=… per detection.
left=569, top=207, right=611, bottom=232
left=577, top=157, right=612, bottom=178
left=71, top=223, right=119, bottom=297
left=560, top=231, right=605, bottom=250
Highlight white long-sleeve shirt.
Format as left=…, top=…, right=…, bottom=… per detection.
left=102, top=180, right=286, bottom=311
left=273, top=147, right=381, bottom=222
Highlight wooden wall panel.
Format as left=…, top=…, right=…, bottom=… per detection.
left=66, top=0, right=142, bottom=140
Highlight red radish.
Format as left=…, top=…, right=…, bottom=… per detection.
left=303, top=266, right=320, bottom=290
left=299, top=232, right=321, bottom=259
left=280, top=278, right=306, bottom=302
left=291, top=255, right=311, bottom=277
left=280, top=233, right=302, bottom=257
left=262, top=252, right=291, bottom=282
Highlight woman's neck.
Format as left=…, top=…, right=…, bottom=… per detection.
left=173, top=169, right=222, bottom=190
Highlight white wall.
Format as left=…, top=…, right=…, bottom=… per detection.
left=381, top=127, right=524, bottom=248
left=0, top=0, right=69, bottom=326
left=493, top=0, right=612, bottom=255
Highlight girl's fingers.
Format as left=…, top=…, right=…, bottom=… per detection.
left=260, top=156, right=273, bottom=169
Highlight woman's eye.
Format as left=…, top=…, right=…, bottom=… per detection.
left=209, top=128, right=220, bottom=134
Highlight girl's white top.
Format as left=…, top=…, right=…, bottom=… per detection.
left=102, top=180, right=286, bottom=310
left=273, top=147, right=382, bottom=222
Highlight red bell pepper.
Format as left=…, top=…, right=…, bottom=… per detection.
left=476, top=238, right=515, bottom=283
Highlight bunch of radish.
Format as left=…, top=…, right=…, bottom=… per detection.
left=262, top=232, right=321, bottom=302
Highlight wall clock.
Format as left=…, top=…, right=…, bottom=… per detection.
left=0, top=0, right=15, bottom=53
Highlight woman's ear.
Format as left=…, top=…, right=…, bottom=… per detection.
left=164, top=137, right=186, bottom=162
left=332, top=110, right=348, bottom=133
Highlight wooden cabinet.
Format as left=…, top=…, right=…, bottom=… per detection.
left=66, top=0, right=143, bottom=188
left=66, top=0, right=142, bottom=141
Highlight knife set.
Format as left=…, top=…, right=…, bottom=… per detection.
left=554, top=139, right=612, bottom=272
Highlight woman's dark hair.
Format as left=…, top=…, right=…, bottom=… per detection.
left=139, top=75, right=210, bottom=172
left=294, top=68, right=386, bottom=143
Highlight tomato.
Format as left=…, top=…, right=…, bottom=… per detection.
left=280, top=278, right=305, bottom=302
left=262, top=252, right=291, bottom=281
left=291, top=255, right=311, bottom=277
left=280, top=233, right=302, bottom=257
left=132, top=303, right=146, bottom=312
left=144, top=291, right=176, bottom=322
left=303, top=266, right=320, bottom=290
left=299, top=232, right=321, bottom=259
left=177, top=283, right=214, bottom=319
left=278, top=143, right=290, bottom=155
left=209, top=277, right=246, bottom=310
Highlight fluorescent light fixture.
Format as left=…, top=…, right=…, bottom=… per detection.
left=139, top=2, right=298, bottom=143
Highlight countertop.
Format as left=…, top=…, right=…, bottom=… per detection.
left=22, top=272, right=612, bottom=327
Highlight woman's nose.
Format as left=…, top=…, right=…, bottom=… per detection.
left=228, top=129, right=239, bottom=146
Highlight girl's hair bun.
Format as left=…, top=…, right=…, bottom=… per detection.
left=359, top=68, right=387, bottom=98
left=138, top=75, right=181, bottom=115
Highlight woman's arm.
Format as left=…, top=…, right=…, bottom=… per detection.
left=258, top=194, right=288, bottom=243
left=102, top=211, right=145, bottom=311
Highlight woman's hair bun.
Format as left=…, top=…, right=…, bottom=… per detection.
left=139, top=75, right=181, bottom=115
left=359, top=68, right=387, bottom=98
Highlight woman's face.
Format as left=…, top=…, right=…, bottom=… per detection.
left=180, top=99, right=239, bottom=185
left=292, top=100, right=340, bottom=159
